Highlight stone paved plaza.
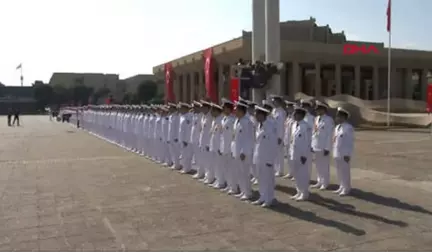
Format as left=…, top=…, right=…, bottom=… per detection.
left=1, top=115, right=432, bottom=251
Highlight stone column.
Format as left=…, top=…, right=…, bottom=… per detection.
left=264, top=0, right=281, bottom=98
left=335, top=64, right=341, bottom=95
left=197, top=70, right=204, bottom=99
left=173, top=74, right=180, bottom=102
left=218, top=64, right=225, bottom=102
left=404, top=68, right=412, bottom=99
left=251, top=0, right=266, bottom=103
left=421, top=68, right=428, bottom=101
left=314, top=62, right=321, bottom=97
left=190, top=72, right=196, bottom=101
left=183, top=74, right=189, bottom=102
left=291, top=61, right=301, bottom=100
left=372, top=66, right=379, bottom=100
left=354, top=65, right=361, bottom=97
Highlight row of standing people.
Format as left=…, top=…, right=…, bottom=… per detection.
left=68, top=95, right=354, bottom=208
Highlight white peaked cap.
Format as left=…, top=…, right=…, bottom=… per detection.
left=221, top=98, right=234, bottom=105
left=235, top=101, right=249, bottom=108
left=337, top=107, right=350, bottom=117
left=293, top=105, right=307, bottom=113
left=200, top=100, right=212, bottom=106
left=284, top=100, right=296, bottom=105
left=315, top=100, right=329, bottom=109
left=262, top=99, right=274, bottom=108
left=270, top=94, right=284, bottom=100
left=254, top=105, right=271, bottom=114
left=211, top=103, right=223, bottom=110
left=179, top=102, right=191, bottom=108
left=192, top=101, right=202, bottom=107
left=300, top=99, right=313, bottom=106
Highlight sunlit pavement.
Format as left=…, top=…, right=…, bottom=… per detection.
left=1, top=115, right=432, bottom=250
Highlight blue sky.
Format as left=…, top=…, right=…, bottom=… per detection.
left=0, top=0, right=429, bottom=86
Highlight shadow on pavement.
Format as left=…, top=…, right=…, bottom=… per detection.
left=350, top=188, right=432, bottom=215
left=275, top=185, right=408, bottom=228
left=269, top=201, right=366, bottom=236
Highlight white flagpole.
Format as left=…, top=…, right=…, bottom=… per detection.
left=20, top=65, right=23, bottom=87
left=386, top=1, right=392, bottom=128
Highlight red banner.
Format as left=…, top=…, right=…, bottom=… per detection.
left=427, top=84, right=432, bottom=113
left=230, top=78, right=240, bottom=102
left=204, top=48, right=217, bottom=102
left=164, top=63, right=175, bottom=102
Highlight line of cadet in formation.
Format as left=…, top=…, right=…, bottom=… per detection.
left=64, top=95, right=354, bottom=208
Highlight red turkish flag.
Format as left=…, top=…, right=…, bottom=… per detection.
left=427, top=84, right=432, bottom=113
left=230, top=78, right=240, bottom=103
left=386, top=0, right=391, bottom=32
left=203, top=48, right=217, bottom=102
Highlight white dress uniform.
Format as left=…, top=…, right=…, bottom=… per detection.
left=161, top=111, right=170, bottom=164
left=290, top=109, right=312, bottom=201
left=246, top=112, right=258, bottom=182
left=232, top=109, right=255, bottom=200
left=220, top=109, right=236, bottom=193
left=311, top=105, right=334, bottom=189
left=272, top=106, right=287, bottom=176
left=333, top=107, right=354, bottom=196
left=198, top=109, right=213, bottom=180
left=154, top=113, right=163, bottom=162
left=190, top=109, right=202, bottom=166
left=253, top=107, right=278, bottom=206
left=283, top=114, right=295, bottom=177
left=179, top=106, right=193, bottom=173
left=141, top=112, right=150, bottom=156
left=147, top=113, right=156, bottom=159
left=209, top=111, right=223, bottom=186
left=168, top=109, right=180, bottom=169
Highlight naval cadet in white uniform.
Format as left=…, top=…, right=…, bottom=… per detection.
left=209, top=103, right=224, bottom=188
left=311, top=101, right=334, bottom=190
left=333, top=107, right=354, bottom=196
left=167, top=103, right=181, bottom=170
left=270, top=95, right=287, bottom=177
left=178, top=102, right=194, bottom=174
left=232, top=101, right=255, bottom=201
left=252, top=105, right=278, bottom=208
left=283, top=100, right=296, bottom=180
left=219, top=98, right=236, bottom=193
left=289, top=106, right=312, bottom=201
left=198, top=101, right=213, bottom=183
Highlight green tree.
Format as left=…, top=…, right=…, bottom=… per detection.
left=52, top=84, right=72, bottom=105
left=91, top=87, right=111, bottom=104
left=32, top=81, right=54, bottom=110
left=72, top=85, right=93, bottom=105
left=136, top=80, right=158, bottom=103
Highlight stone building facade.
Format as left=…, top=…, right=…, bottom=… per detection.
left=153, top=18, right=432, bottom=102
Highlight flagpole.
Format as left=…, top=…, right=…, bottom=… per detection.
left=386, top=0, right=392, bottom=128
left=20, top=65, right=23, bottom=87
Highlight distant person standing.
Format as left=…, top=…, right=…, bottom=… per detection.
left=12, top=108, right=20, bottom=126
left=7, top=108, right=12, bottom=126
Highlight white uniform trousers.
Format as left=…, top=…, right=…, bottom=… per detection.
left=250, top=164, right=258, bottom=181
left=214, top=152, right=226, bottom=186
left=225, top=156, right=238, bottom=193
left=335, top=157, right=351, bottom=193
left=274, top=146, right=285, bottom=175
left=258, top=162, right=275, bottom=204
left=292, top=159, right=310, bottom=198
left=169, top=141, right=180, bottom=167
left=236, top=158, right=252, bottom=198
left=180, top=143, right=193, bottom=172
left=195, top=148, right=207, bottom=178
left=207, top=152, right=219, bottom=183
left=314, top=151, right=330, bottom=187
left=285, top=145, right=294, bottom=176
